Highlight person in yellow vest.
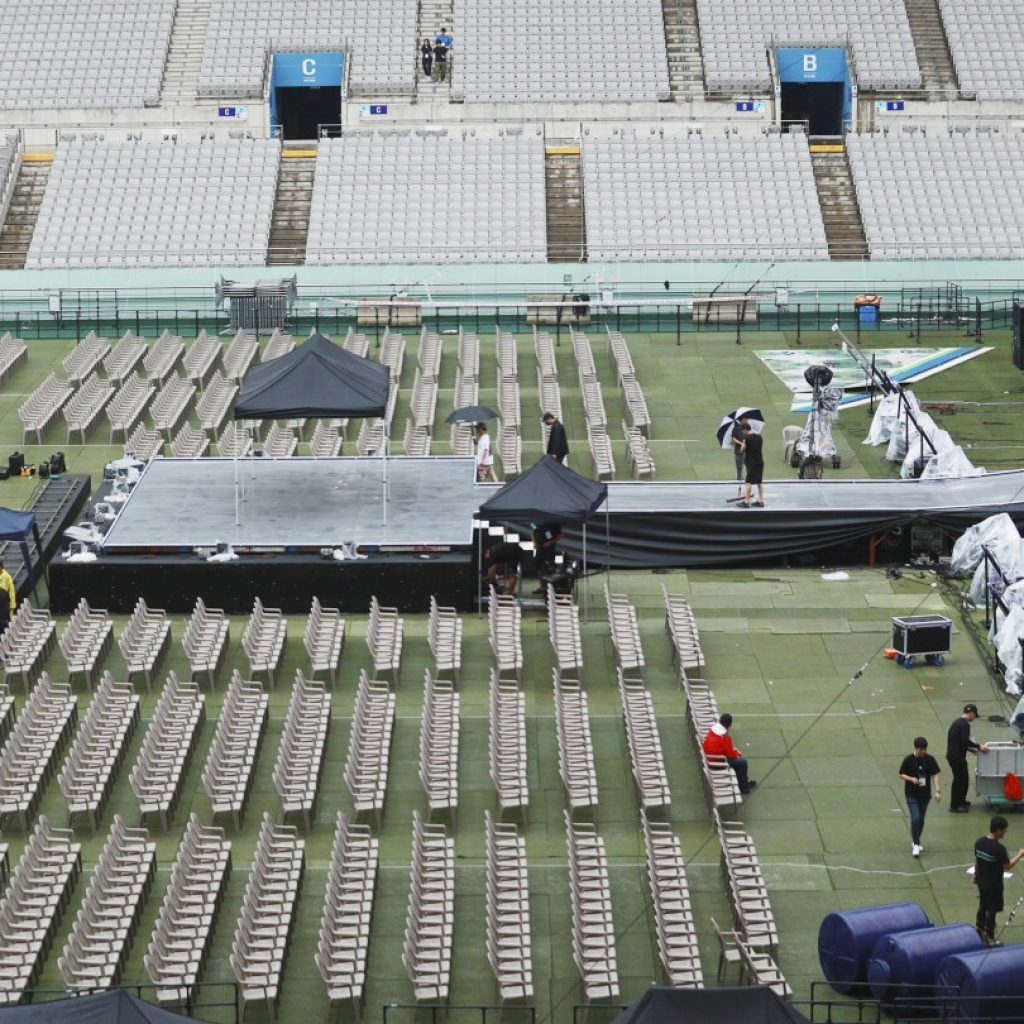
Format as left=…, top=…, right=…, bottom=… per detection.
left=0, top=559, right=15, bottom=634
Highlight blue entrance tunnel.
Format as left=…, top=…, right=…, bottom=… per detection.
left=776, top=47, right=852, bottom=135
left=269, top=52, right=344, bottom=140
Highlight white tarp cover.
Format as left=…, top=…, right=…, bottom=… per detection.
left=901, top=426, right=953, bottom=479
left=951, top=513, right=1019, bottom=577
left=920, top=445, right=985, bottom=481
left=969, top=534, right=1024, bottom=604
left=995, top=604, right=1024, bottom=696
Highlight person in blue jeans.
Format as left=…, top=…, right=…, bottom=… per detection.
left=899, top=737, right=942, bottom=858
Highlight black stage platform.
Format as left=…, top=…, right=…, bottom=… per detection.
left=49, top=462, right=1024, bottom=612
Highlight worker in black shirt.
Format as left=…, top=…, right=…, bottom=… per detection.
left=543, top=412, right=569, bottom=464
left=947, top=703, right=989, bottom=812
left=738, top=422, right=765, bottom=508
left=898, top=737, right=941, bottom=858
left=973, top=815, right=1024, bottom=946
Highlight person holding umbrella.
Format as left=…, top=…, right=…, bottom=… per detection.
left=738, top=421, right=765, bottom=508
left=475, top=422, right=498, bottom=482
left=730, top=414, right=749, bottom=482
left=717, top=408, right=765, bottom=484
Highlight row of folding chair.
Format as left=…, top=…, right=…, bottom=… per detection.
left=304, top=596, right=344, bottom=686
left=0, top=604, right=57, bottom=692
left=367, top=595, right=403, bottom=684
left=344, top=670, right=395, bottom=829
left=404, top=420, right=431, bottom=456
left=534, top=327, right=561, bottom=416
left=57, top=816, right=156, bottom=992
left=129, top=673, right=206, bottom=830
left=380, top=328, right=406, bottom=382
left=200, top=671, right=268, bottom=830
left=409, top=367, right=438, bottom=433
left=682, top=673, right=742, bottom=813
left=57, top=673, right=140, bottom=832
left=118, top=597, right=171, bottom=691
left=619, top=671, right=671, bottom=810
left=182, top=597, right=230, bottom=688
left=260, top=328, right=294, bottom=363
left=604, top=586, right=645, bottom=679
left=418, top=327, right=443, bottom=381
left=420, top=671, right=459, bottom=818
left=458, top=326, right=479, bottom=383
left=402, top=810, right=454, bottom=1003
left=63, top=371, right=113, bottom=443
left=124, top=423, right=164, bottom=460
left=103, top=332, right=146, bottom=384
left=183, top=331, right=221, bottom=388
left=150, top=373, right=194, bottom=439
left=548, top=586, right=583, bottom=682
left=588, top=422, right=616, bottom=479
left=143, top=330, right=185, bottom=383
left=63, top=331, right=109, bottom=384
left=316, top=812, right=379, bottom=1021
left=242, top=597, right=286, bottom=687
left=274, top=672, right=331, bottom=829
left=221, top=330, right=258, bottom=381
left=489, top=586, right=523, bottom=682
left=662, top=586, right=706, bottom=680
left=106, top=371, right=155, bottom=443
left=196, top=371, right=238, bottom=434
left=489, top=669, right=528, bottom=817
left=485, top=810, right=533, bottom=1003
left=714, top=810, right=780, bottom=959
left=0, top=674, right=78, bottom=832
left=565, top=813, right=619, bottom=1004
left=607, top=328, right=652, bottom=438
left=144, top=815, right=231, bottom=1007
left=0, top=817, right=82, bottom=1005
left=496, top=424, right=522, bottom=477
left=554, top=673, right=598, bottom=812
left=0, top=682, right=13, bottom=747
left=310, top=420, right=343, bottom=457
left=641, top=811, right=702, bottom=987
left=230, top=815, right=305, bottom=1024
left=624, top=419, right=656, bottom=478
left=0, top=333, right=26, bottom=386
left=18, top=373, right=73, bottom=445
left=172, top=421, right=211, bottom=458
left=428, top=595, right=462, bottom=683
left=58, top=598, right=113, bottom=690
left=263, top=422, right=298, bottom=458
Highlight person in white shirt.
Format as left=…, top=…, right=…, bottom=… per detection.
left=475, top=422, right=498, bottom=481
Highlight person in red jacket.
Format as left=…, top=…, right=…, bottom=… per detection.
left=703, top=713, right=756, bottom=793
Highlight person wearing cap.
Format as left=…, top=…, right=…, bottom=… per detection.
left=947, top=704, right=989, bottom=813
left=543, top=412, right=568, bottom=464
left=973, top=815, right=1024, bottom=946
left=703, top=713, right=756, bottom=794
left=898, top=736, right=941, bottom=857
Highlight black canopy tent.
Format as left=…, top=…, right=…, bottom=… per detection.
left=613, top=987, right=813, bottom=1024
left=0, top=989, right=198, bottom=1022
left=232, top=332, right=392, bottom=524
left=478, top=457, right=608, bottom=610
left=0, top=506, right=45, bottom=605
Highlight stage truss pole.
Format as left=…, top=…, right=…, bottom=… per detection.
left=233, top=422, right=240, bottom=527
left=381, top=422, right=390, bottom=527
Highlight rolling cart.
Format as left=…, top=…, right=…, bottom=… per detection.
left=975, top=742, right=1024, bottom=812
left=891, top=614, right=952, bottom=669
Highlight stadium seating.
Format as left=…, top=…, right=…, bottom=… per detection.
left=696, top=0, right=921, bottom=94
left=452, top=0, right=670, bottom=103
left=582, top=134, right=829, bottom=261
left=198, top=0, right=417, bottom=98
left=939, top=1, right=1024, bottom=100
left=0, top=0, right=173, bottom=110
left=27, top=139, right=280, bottom=269
left=306, top=134, right=547, bottom=265
left=848, top=132, right=1024, bottom=259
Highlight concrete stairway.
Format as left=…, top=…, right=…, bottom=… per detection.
left=545, top=142, right=586, bottom=263
left=161, top=0, right=213, bottom=104
left=416, top=0, right=453, bottom=103
left=811, top=144, right=869, bottom=261
left=661, top=0, right=705, bottom=100
left=904, top=0, right=959, bottom=98
left=0, top=159, right=51, bottom=270
left=267, top=151, right=316, bottom=266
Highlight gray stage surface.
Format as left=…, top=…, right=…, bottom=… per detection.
left=102, top=457, right=479, bottom=549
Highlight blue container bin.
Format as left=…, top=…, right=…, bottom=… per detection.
left=936, top=945, right=1024, bottom=1024
left=866, top=923, right=985, bottom=1011
left=818, top=902, right=932, bottom=994
left=858, top=304, right=879, bottom=324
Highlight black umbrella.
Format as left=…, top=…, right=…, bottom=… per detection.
left=447, top=405, right=499, bottom=424
left=716, top=407, right=765, bottom=449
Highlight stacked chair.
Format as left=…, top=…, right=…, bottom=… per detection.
left=171, top=421, right=210, bottom=458
left=143, top=330, right=185, bottom=383
left=102, top=332, right=146, bottom=383
left=105, top=371, right=155, bottom=443
left=129, top=673, right=206, bottom=830
left=230, top=815, right=305, bottom=1023
left=0, top=817, right=82, bottom=1005
left=618, top=669, right=671, bottom=811
left=484, top=810, right=533, bottom=1004
left=488, top=668, right=528, bottom=818
left=554, top=672, right=599, bottom=812
left=242, top=597, right=287, bottom=688
left=0, top=674, right=77, bottom=831
left=18, top=373, right=73, bottom=444
left=641, top=811, right=702, bottom=987
left=547, top=586, right=583, bottom=683
left=221, top=330, right=259, bottom=381
left=58, top=598, right=113, bottom=690
left=144, top=815, right=232, bottom=1008
left=181, top=597, right=230, bottom=688
left=662, top=586, right=706, bottom=681
left=200, top=671, right=268, bottom=829
left=62, top=372, right=113, bottom=443
left=489, top=585, right=522, bottom=682
left=402, top=810, right=454, bottom=1003
left=315, top=812, right=379, bottom=1020
left=57, top=673, right=140, bottom=832
left=303, top=596, right=345, bottom=687
left=57, top=817, right=156, bottom=991
left=273, top=671, right=331, bottom=830
left=419, top=671, right=460, bottom=819
left=0, top=682, right=14, bottom=746
left=0, top=604, right=57, bottom=692
left=62, top=331, right=109, bottom=384
left=182, top=331, right=221, bottom=389
left=117, top=598, right=171, bottom=691
left=427, top=595, right=462, bottom=683
left=196, top=370, right=237, bottom=435
left=344, top=670, right=395, bottom=828
left=605, top=586, right=645, bottom=681
left=565, top=813, right=619, bottom=1005
left=366, top=595, right=403, bottom=684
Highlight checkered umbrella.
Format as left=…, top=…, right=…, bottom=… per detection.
left=716, top=408, right=766, bottom=449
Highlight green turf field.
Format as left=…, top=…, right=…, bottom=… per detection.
left=0, top=325, right=1021, bottom=1023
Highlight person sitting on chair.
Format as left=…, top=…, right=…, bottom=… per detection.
left=703, top=713, right=757, bottom=794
